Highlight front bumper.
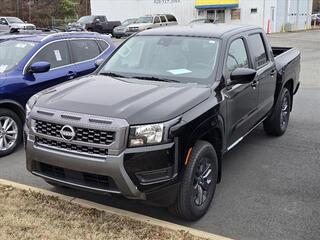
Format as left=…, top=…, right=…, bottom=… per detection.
left=25, top=127, right=178, bottom=200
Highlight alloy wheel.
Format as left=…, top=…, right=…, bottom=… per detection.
left=0, top=116, right=18, bottom=151
left=280, top=94, right=289, bottom=130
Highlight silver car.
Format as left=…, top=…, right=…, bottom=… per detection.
left=127, top=14, right=177, bottom=35
left=113, top=18, right=138, bottom=38
left=0, top=16, right=36, bottom=32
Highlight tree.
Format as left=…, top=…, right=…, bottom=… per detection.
left=56, top=0, right=77, bottom=19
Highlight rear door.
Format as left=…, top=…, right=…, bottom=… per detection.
left=24, top=40, right=74, bottom=93
left=247, top=32, right=276, bottom=120
left=69, top=39, right=105, bottom=77
left=223, top=36, right=260, bottom=147
left=160, top=15, right=168, bottom=27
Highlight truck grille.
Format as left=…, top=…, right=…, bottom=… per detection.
left=35, top=120, right=115, bottom=145
left=35, top=137, right=108, bottom=156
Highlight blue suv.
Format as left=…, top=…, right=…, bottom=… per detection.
left=0, top=32, right=116, bottom=156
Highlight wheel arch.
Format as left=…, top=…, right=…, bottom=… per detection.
left=283, top=79, right=294, bottom=111
left=0, top=100, right=25, bottom=123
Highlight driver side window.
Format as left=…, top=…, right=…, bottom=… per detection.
left=226, top=38, right=249, bottom=79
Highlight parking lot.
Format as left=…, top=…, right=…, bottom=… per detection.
left=0, top=30, right=319, bottom=240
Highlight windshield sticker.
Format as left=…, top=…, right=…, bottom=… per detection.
left=167, top=69, right=192, bottom=75
left=209, top=40, right=216, bottom=44
left=54, top=50, right=62, bottom=62
left=15, top=43, right=28, bottom=48
left=0, top=65, right=8, bottom=73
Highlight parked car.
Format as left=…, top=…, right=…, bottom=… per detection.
left=0, top=16, right=36, bottom=31
left=189, top=18, right=216, bottom=24
left=0, top=32, right=116, bottom=157
left=66, top=15, right=121, bottom=34
left=127, top=14, right=177, bottom=34
left=25, top=24, right=300, bottom=220
left=113, top=18, right=138, bottom=38
left=311, top=14, right=320, bottom=26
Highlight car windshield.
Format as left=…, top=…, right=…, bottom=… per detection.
left=122, top=19, right=137, bottom=26
left=99, top=36, right=220, bottom=85
left=78, top=16, right=95, bottom=24
left=7, top=17, right=24, bottom=24
left=136, top=17, right=153, bottom=23
left=0, top=40, right=35, bottom=73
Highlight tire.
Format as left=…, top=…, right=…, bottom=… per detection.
left=0, top=108, right=22, bottom=157
left=169, top=140, right=218, bottom=221
left=263, top=87, right=291, bottom=136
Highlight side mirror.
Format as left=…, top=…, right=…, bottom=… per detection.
left=95, top=59, right=104, bottom=67
left=29, top=61, right=50, bottom=74
left=230, top=68, right=257, bottom=84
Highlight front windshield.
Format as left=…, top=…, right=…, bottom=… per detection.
left=0, top=40, right=35, bottom=73
left=7, top=17, right=24, bottom=24
left=99, top=36, right=220, bottom=85
left=122, top=19, right=137, bottom=26
left=78, top=16, right=95, bottom=24
left=136, top=17, right=153, bottom=23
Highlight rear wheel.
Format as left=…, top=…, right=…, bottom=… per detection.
left=0, top=109, right=22, bottom=157
left=169, top=140, right=218, bottom=221
left=263, top=87, right=291, bottom=136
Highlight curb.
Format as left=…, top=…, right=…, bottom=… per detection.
left=0, top=178, right=233, bottom=240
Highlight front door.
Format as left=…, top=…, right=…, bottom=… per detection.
left=224, top=37, right=259, bottom=147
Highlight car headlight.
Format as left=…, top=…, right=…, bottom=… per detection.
left=25, top=93, right=40, bottom=119
left=129, top=123, right=164, bottom=147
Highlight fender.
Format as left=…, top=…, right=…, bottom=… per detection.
left=0, top=99, right=26, bottom=121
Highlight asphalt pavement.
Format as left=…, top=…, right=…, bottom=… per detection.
left=0, top=30, right=319, bottom=240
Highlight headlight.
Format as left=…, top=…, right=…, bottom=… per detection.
left=25, top=93, right=40, bottom=119
left=129, top=123, right=164, bottom=147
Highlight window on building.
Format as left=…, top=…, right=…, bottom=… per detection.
left=70, top=40, right=101, bottom=63
left=248, top=33, right=268, bottom=69
left=31, top=41, right=70, bottom=69
left=226, top=38, right=249, bottom=77
left=251, top=8, right=258, bottom=14
left=231, top=9, right=241, bottom=20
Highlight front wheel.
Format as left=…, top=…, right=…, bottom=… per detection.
left=0, top=109, right=22, bottom=157
left=263, top=87, right=291, bottom=136
left=169, top=140, right=218, bottom=221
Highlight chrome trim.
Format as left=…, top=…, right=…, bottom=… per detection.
left=32, top=171, right=121, bottom=194
left=227, top=116, right=267, bottom=151
left=23, top=38, right=110, bottom=75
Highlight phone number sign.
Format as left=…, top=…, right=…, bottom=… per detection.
left=154, top=0, right=180, bottom=4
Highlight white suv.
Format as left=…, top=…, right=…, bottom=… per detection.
left=0, top=16, right=36, bottom=32
left=127, top=14, right=177, bottom=34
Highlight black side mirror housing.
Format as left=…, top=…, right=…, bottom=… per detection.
left=29, top=61, right=50, bottom=74
left=230, top=68, right=257, bottom=84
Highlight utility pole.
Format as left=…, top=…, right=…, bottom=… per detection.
left=16, top=0, right=20, bottom=18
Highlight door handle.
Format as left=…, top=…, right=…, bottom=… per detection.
left=251, top=80, right=259, bottom=88
left=67, top=71, right=76, bottom=80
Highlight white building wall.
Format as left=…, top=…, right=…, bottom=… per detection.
left=91, top=0, right=313, bottom=32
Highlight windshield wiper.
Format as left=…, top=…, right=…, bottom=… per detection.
left=131, top=76, right=180, bottom=83
left=100, top=72, right=128, bottom=78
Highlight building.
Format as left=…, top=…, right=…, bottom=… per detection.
left=314, top=0, right=320, bottom=12
left=91, top=0, right=313, bottom=33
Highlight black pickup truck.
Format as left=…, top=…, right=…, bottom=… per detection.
left=25, top=24, right=300, bottom=220
left=66, top=15, right=121, bottom=34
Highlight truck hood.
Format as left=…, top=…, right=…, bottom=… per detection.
left=36, top=75, right=211, bottom=125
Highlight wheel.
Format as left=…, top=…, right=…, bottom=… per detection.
left=263, top=87, right=291, bottom=136
left=0, top=109, right=22, bottom=157
left=169, top=140, right=218, bottom=221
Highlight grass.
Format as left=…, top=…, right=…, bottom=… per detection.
left=0, top=184, right=205, bottom=240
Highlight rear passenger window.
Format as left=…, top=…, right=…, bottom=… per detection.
left=97, top=40, right=109, bottom=51
left=248, top=33, right=268, bottom=69
left=160, top=16, right=167, bottom=23
left=70, top=40, right=101, bottom=63
left=31, top=41, right=70, bottom=69
left=166, top=15, right=177, bottom=22
left=226, top=38, right=249, bottom=77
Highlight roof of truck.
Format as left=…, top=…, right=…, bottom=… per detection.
left=138, top=24, right=261, bottom=38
